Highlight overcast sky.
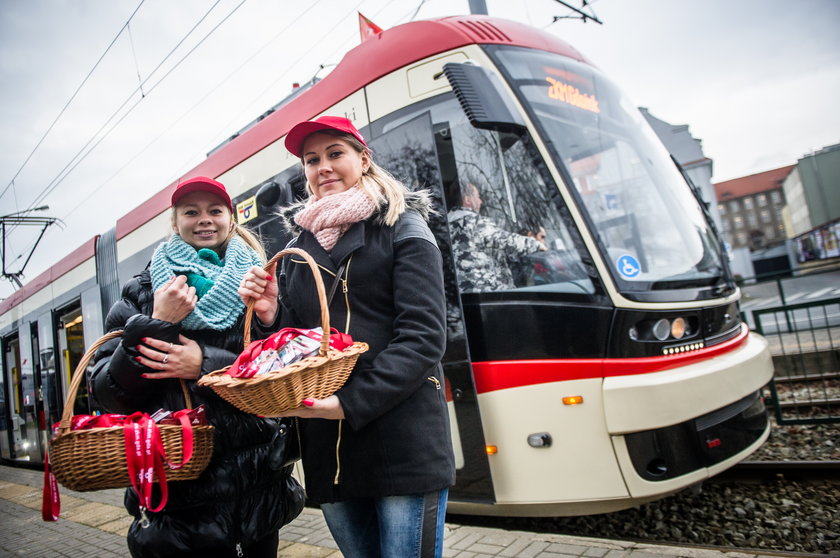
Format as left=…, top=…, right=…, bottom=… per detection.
left=1, top=0, right=839, bottom=301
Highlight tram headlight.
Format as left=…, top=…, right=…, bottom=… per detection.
left=652, top=318, right=671, bottom=341
left=670, top=317, right=687, bottom=339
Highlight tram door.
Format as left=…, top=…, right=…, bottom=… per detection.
left=38, top=312, right=62, bottom=436
left=2, top=332, right=40, bottom=461
left=0, top=336, right=12, bottom=459
left=367, top=112, right=494, bottom=503
left=28, top=322, right=49, bottom=460
left=55, top=304, right=89, bottom=415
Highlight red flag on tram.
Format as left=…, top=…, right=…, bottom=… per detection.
left=359, top=12, right=383, bottom=42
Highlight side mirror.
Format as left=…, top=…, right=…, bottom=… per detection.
left=440, top=62, right=526, bottom=134
left=256, top=181, right=291, bottom=208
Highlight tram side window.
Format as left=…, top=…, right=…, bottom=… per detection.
left=56, top=306, right=89, bottom=415
left=441, top=111, right=594, bottom=295
left=374, top=95, right=595, bottom=296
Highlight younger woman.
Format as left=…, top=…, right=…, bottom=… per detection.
left=91, top=176, right=304, bottom=558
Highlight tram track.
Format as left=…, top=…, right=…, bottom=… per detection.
left=452, top=458, right=840, bottom=554
left=719, top=460, right=840, bottom=481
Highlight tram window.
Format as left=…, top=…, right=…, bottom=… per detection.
left=489, top=46, right=727, bottom=292
left=2, top=334, right=38, bottom=461
left=375, top=96, right=596, bottom=297
left=56, top=306, right=89, bottom=415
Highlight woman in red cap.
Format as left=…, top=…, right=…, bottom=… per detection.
left=239, top=116, right=455, bottom=558
left=90, top=176, right=304, bottom=558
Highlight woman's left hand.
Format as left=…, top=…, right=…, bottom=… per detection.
left=279, top=395, right=345, bottom=420
left=135, top=334, right=203, bottom=380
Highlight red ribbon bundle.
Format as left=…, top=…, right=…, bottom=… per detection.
left=42, top=410, right=197, bottom=522
left=227, top=327, right=354, bottom=379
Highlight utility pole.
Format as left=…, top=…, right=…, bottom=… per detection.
left=552, top=1, right=603, bottom=24
left=469, top=0, right=488, bottom=15
left=1, top=206, right=59, bottom=289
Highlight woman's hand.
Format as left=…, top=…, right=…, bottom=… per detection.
left=238, top=263, right=278, bottom=325
left=276, top=395, right=345, bottom=420
left=152, top=275, right=197, bottom=323
left=135, top=334, right=203, bottom=380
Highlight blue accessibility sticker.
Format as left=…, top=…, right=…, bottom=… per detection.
left=616, top=254, right=641, bottom=279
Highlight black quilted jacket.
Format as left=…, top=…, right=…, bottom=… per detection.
left=90, top=269, right=304, bottom=558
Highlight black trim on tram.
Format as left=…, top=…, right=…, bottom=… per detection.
left=624, top=390, right=767, bottom=482
left=464, top=297, right=743, bottom=362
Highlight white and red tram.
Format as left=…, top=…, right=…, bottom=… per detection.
left=0, top=15, right=772, bottom=516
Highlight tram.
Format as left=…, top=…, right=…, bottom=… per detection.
left=0, top=15, right=773, bottom=516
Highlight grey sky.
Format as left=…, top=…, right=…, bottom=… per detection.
left=1, top=0, right=839, bottom=300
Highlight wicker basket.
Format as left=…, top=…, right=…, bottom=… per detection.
left=198, top=248, right=369, bottom=416
left=49, top=330, right=214, bottom=492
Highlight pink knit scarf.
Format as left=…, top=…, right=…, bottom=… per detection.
left=294, top=187, right=378, bottom=251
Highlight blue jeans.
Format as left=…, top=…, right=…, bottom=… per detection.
left=321, top=488, right=448, bottom=558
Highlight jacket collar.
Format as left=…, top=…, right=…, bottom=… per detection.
left=296, top=220, right=366, bottom=270
left=330, top=220, right=365, bottom=266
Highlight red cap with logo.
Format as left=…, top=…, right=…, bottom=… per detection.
left=171, top=176, right=232, bottom=211
left=284, top=116, right=367, bottom=158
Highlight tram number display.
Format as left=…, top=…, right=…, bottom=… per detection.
left=541, top=66, right=600, bottom=114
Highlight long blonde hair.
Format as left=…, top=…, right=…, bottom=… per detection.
left=303, top=130, right=409, bottom=226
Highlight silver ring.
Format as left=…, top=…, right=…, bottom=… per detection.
left=162, top=354, right=169, bottom=364
left=168, top=342, right=174, bottom=350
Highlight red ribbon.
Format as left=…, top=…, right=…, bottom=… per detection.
left=42, top=452, right=60, bottom=521
left=43, top=410, right=197, bottom=522
left=228, top=327, right=354, bottom=378
left=124, top=412, right=168, bottom=514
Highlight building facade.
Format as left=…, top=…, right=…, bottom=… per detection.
left=784, top=143, right=840, bottom=262
left=714, top=166, right=794, bottom=251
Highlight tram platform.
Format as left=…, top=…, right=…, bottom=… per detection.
left=1, top=463, right=782, bottom=558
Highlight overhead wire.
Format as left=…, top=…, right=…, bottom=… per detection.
left=21, top=0, right=235, bottom=214
left=3, top=0, right=235, bottom=260
left=66, top=0, right=410, bottom=223
left=0, top=0, right=146, bottom=203
left=60, top=0, right=329, bottom=221
left=191, top=0, right=369, bottom=167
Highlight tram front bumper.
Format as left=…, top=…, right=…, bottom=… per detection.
left=602, top=330, right=773, bottom=435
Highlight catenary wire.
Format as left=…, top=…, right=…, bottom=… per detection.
left=0, top=0, right=146, bottom=203
left=21, top=0, right=235, bottom=215
left=3, top=0, right=235, bottom=259
left=59, top=0, right=330, bottom=221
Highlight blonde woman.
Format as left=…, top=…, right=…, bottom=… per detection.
left=240, top=117, right=455, bottom=558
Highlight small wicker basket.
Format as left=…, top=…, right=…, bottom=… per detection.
left=49, top=330, right=214, bottom=492
left=198, top=248, right=369, bottom=416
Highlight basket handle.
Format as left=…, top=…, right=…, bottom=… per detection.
left=242, top=247, right=330, bottom=358
left=58, top=330, right=194, bottom=434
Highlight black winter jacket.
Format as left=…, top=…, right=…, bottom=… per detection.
left=277, top=202, right=456, bottom=503
left=90, top=269, right=305, bottom=558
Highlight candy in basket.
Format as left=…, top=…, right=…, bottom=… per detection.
left=198, top=248, right=369, bottom=416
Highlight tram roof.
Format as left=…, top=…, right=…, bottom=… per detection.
left=1, top=15, right=587, bottom=314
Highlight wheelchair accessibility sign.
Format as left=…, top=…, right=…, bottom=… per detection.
left=616, top=254, right=640, bottom=279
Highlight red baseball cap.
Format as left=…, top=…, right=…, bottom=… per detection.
left=171, top=176, right=232, bottom=210
left=284, top=116, right=367, bottom=158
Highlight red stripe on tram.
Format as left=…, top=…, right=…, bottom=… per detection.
left=471, top=326, right=749, bottom=394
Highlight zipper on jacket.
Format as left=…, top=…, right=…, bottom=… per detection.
left=236, top=542, right=244, bottom=557
left=428, top=376, right=441, bottom=390
left=334, top=419, right=343, bottom=485
left=341, top=256, right=352, bottom=333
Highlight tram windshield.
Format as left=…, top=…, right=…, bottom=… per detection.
left=489, top=46, right=727, bottom=295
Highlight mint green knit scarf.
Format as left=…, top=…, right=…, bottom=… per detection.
left=150, top=235, right=262, bottom=331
